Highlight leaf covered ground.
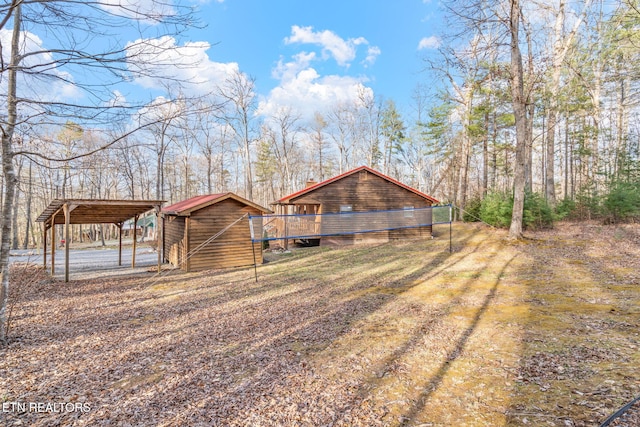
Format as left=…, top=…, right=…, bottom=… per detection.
left=1, top=222, right=639, bottom=426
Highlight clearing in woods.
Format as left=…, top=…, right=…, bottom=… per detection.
left=1, top=222, right=639, bottom=426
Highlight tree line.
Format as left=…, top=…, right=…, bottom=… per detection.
left=1, top=0, right=640, bottom=342
left=429, top=0, right=640, bottom=227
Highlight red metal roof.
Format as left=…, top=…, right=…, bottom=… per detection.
left=162, top=193, right=227, bottom=214
left=276, top=166, right=440, bottom=204
left=162, top=193, right=272, bottom=215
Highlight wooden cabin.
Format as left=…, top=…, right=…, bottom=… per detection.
left=162, top=193, right=271, bottom=271
left=273, top=166, right=440, bottom=246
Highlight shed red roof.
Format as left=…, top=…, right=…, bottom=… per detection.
left=276, top=166, right=440, bottom=204
left=162, top=193, right=226, bottom=214
left=162, top=192, right=272, bottom=216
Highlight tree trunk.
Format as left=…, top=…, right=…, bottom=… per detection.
left=206, top=149, right=213, bottom=193
left=525, top=102, right=534, bottom=193
left=483, top=110, right=489, bottom=196
left=544, top=0, right=591, bottom=204
left=616, top=79, right=627, bottom=179
left=461, top=146, right=471, bottom=213
left=545, top=105, right=558, bottom=205
left=243, top=132, right=253, bottom=199
left=11, top=169, right=20, bottom=250
left=564, top=113, right=569, bottom=199
left=156, top=142, right=165, bottom=200
left=525, top=23, right=535, bottom=194
left=0, top=1, right=21, bottom=343
left=508, top=0, right=527, bottom=240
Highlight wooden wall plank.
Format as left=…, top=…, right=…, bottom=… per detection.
left=287, top=170, right=434, bottom=246
left=163, top=198, right=264, bottom=272
left=163, top=216, right=186, bottom=267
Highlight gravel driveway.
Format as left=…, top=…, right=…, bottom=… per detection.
left=9, top=247, right=162, bottom=280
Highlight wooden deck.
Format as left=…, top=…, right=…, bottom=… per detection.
left=265, top=215, right=321, bottom=240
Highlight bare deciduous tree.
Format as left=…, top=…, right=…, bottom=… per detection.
left=0, top=0, right=199, bottom=343
left=310, top=112, right=329, bottom=181
left=544, top=0, right=594, bottom=206
left=218, top=70, right=257, bottom=199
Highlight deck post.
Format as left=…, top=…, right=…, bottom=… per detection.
left=283, top=205, right=289, bottom=250
left=249, top=216, right=258, bottom=282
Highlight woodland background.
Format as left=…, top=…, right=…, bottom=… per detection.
left=1, top=2, right=639, bottom=420
left=3, top=0, right=640, bottom=250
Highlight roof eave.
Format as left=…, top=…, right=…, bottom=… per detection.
left=275, top=166, right=439, bottom=205
left=163, top=192, right=273, bottom=215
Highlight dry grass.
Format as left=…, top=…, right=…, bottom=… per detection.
left=1, top=222, right=639, bottom=426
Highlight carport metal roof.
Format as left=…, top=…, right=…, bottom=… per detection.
left=36, top=199, right=165, bottom=282
left=36, top=199, right=165, bottom=227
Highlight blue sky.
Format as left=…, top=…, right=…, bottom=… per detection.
left=191, top=0, right=444, bottom=118
left=1, top=1, right=444, bottom=128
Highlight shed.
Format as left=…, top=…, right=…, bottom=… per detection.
left=273, top=166, right=440, bottom=246
left=162, top=193, right=272, bottom=271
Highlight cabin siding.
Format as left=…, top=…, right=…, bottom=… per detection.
left=163, top=197, right=264, bottom=272
left=291, top=170, right=432, bottom=211
left=287, top=169, right=433, bottom=245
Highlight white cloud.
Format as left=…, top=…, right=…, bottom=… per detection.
left=365, top=46, right=381, bottom=66
left=418, top=36, right=441, bottom=50
left=257, top=66, right=373, bottom=123
left=285, top=25, right=380, bottom=67
left=272, top=51, right=317, bottom=81
left=261, top=26, right=378, bottom=124
left=135, top=95, right=191, bottom=127
left=0, top=29, right=81, bottom=104
left=125, top=36, right=240, bottom=92
left=107, top=90, right=129, bottom=108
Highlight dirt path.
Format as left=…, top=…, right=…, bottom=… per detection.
left=1, top=222, right=638, bottom=426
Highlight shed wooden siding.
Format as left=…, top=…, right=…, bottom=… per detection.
left=163, top=198, right=263, bottom=271
left=289, top=169, right=433, bottom=244
left=188, top=199, right=263, bottom=270
left=164, top=216, right=186, bottom=267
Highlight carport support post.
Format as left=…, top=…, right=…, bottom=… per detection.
left=43, top=223, right=47, bottom=269
left=63, top=203, right=70, bottom=283
left=132, top=214, right=138, bottom=268
left=156, top=207, right=162, bottom=273
left=51, top=215, right=56, bottom=276
left=118, top=222, right=123, bottom=266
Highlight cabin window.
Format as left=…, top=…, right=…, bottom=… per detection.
left=340, top=204, right=353, bottom=213
left=404, top=206, right=414, bottom=218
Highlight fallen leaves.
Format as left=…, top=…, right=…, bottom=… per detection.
left=0, top=222, right=639, bottom=426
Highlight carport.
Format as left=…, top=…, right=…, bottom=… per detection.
left=36, top=199, right=165, bottom=282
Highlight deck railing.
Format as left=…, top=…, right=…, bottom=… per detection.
left=265, top=215, right=321, bottom=240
